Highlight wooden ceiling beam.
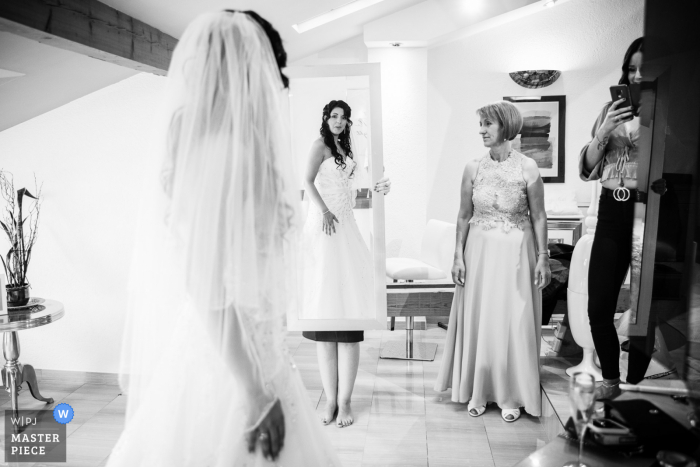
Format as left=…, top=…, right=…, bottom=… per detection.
left=0, top=0, right=177, bottom=75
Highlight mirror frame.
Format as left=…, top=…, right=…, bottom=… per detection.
left=285, top=63, right=388, bottom=331
left=628, top=75, right=667, bottom=336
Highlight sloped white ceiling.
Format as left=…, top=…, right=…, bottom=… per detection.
left=0, top=32, right=138, bottom=133
left=0, top=0, right=544, bottom=132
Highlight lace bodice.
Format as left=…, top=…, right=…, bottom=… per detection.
left=312, top=157, right=357, bottom=220
left=470, top=151, right=529, bottom=232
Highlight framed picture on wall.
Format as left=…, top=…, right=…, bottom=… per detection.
left=503, top=95, right=566, bottom=183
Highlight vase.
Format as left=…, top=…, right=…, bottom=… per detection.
left=6, top=284, right=30, bottom=307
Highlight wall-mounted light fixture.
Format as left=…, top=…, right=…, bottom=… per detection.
left=292, top=0, right=386, bottom=33
left=509, top=70, right=561, bottom=88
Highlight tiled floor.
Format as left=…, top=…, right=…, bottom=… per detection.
left=291, top=327, right=549, bottom=467
left=0, top=325, right=550, bottom=467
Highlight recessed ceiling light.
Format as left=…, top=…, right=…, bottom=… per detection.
left=292, top=0, right=387, bottom=33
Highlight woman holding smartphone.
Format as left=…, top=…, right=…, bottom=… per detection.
left=579, top=37, right=662, bottom=399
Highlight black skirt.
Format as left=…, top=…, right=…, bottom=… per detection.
left=302, top=331, right=364, bottom=343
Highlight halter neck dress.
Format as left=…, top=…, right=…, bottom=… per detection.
left=434, top=150, right=542, bottom=416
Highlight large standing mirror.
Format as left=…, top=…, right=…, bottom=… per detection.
left=285, top=63, right=387, bottom=331
left=628, top=2, right=700, bottom=417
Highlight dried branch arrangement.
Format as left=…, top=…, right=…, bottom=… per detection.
left=0, top=170, right=42, bottom=288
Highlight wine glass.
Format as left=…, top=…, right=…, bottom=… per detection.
left=563, top=372, right=596, bottom=467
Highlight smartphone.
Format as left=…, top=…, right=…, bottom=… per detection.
left=589, top=418, right=630, bottom=435
left=589, top=418, right=637, bottom=446
left=610, top=84, right=639, bottom=114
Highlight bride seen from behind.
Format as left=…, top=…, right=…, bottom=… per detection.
left=107, top=10, right=341, bottom=466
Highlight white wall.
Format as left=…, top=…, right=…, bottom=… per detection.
left=368, top=48, right=428, bottom=258
left=0, top=73, right=165, bottom=373
left=427, top=0, right=645, bottom=222
left=293, top=35, right=368, bottom=66
left=293, top=0, right=644, bottom=257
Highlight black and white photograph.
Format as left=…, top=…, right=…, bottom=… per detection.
left=504, top=95, right=566, bottom=182
left=0, top=0, right=699, bottom=465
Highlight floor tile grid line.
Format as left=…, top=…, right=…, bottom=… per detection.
left=419, top=333, right=430, bottom=467
left=64, top=386, right=122, bottom=461
left=424, top=332, right=497, bottom=467
left=374, top=328, right=428, bottom=466
left=483, top=410, right=496, bottom=466
left=540, top=383, right=565, bottom=428
left=415, top=326, right=428, bottom=467
left=355, top=331, right=382, bottom=466
left=7, top=382, right=118, bottom=467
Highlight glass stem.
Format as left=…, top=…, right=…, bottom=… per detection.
left=578, top=423, right=587, bottom=467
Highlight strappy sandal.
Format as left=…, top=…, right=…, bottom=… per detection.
left=501, top=408, right=521, bottom=422
left=468, top=405, right=486, bottom=417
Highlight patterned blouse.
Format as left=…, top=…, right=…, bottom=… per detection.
left=579, top=102, right=640, bottom=182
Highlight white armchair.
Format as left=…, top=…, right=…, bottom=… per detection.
left=385, top=219, right=456, bottom=283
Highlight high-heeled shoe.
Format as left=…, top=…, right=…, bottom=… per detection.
left=595, top=380, right=622, bottom=400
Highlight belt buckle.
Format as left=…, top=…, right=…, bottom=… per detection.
left=613, top=186, right=630, bottom=202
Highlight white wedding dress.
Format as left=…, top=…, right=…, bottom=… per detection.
left=301, top=156, right=374, bottom=321
left=107, top=11, right=342, bottom=467
left=108, top=300, right=342, bottom=467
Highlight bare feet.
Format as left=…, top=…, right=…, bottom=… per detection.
left=321, top=401, right=338, bottom=425
left=337, top=401, right=354, bottom=427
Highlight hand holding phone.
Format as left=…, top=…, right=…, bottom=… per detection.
left=610, top=85, right=635, bottom=111
left=598, top=86, right=635, bottom=138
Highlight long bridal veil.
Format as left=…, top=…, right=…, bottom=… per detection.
left=107, top=11, right=330, bottom=466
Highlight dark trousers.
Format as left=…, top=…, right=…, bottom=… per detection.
left=587, top=191, right=652, bottom=383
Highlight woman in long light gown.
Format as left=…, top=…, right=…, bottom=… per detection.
left=301, top=100, right=391, bottom=427
left=107, top=11, right=342, bottom=466
left=434, top=101, right=551, bottom=422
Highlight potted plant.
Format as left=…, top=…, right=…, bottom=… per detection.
left=0, top=170, right=42, bottom=307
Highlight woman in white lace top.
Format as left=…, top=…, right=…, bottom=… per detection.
left=434, top=100, right=551, bottom=422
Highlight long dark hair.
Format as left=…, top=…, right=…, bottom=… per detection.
left=225, top=9, right=289, bottom=88
left=320, top=100, right=353, bottom=171
left=619, top=37, right=643, bottom=86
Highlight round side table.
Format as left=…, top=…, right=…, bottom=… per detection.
left=0, top=298, right=65, bottom=418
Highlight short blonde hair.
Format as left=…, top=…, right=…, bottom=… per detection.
left=476, top=101, right=523, bottom=141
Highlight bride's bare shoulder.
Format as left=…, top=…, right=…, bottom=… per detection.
left=309, top=138, right=328, bottom=160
